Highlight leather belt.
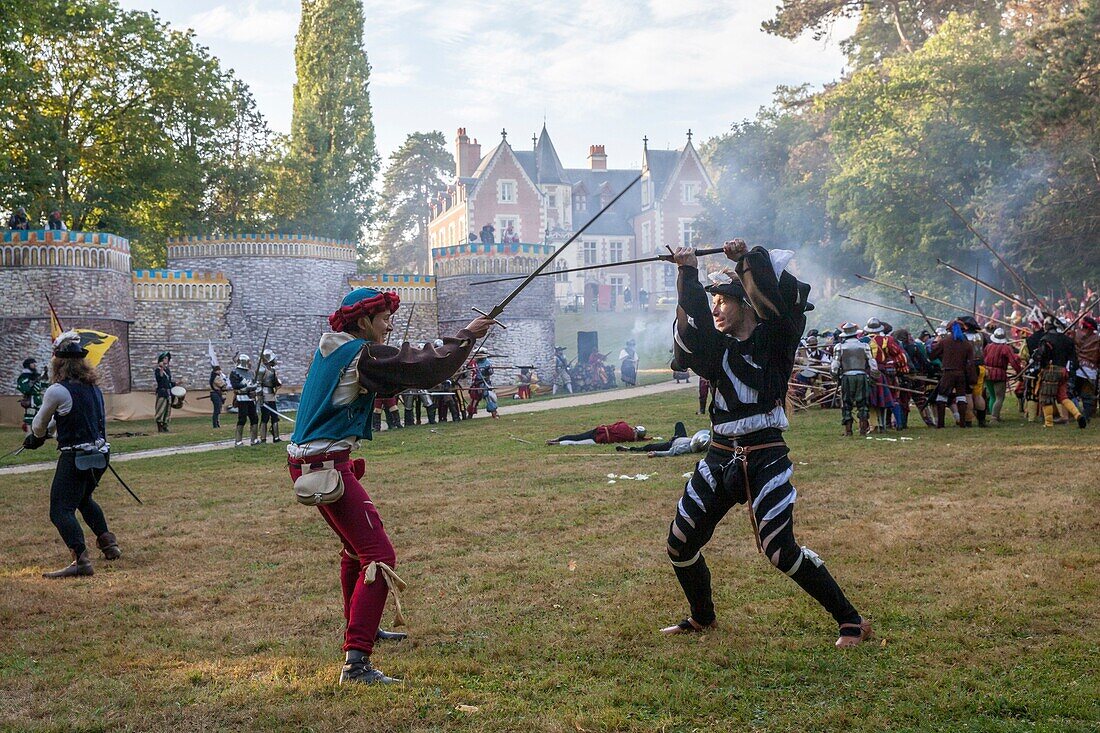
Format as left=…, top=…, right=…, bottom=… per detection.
left=288, top=450, right=351, bottom=470
left=709, top=438, right=787, bottom=552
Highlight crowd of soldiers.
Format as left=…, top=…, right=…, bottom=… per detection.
left=790, top=313, right=1097, bottom=434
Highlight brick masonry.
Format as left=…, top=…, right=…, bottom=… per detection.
left=1, top=231, right=558, bottom=408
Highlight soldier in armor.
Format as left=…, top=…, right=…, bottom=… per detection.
left=256, top=349, right=283, bottom=443
left=831, top=322, right=878, bottom=436
left=21, top=332, right=121, bottom=578
left=865, top=318, right=908, bottom=431
left=665, top=240, right=869, bottom=648
left=154, top=352, right=176, bottom=433
left=230, top=353, right=260, bottom=446
left=17, top=357, right=47, bottom=433
left=209, top=366, right=228, bottom=428
left=552, top=346, right=573, bottom=395
left=619, top=339, right=639, bottom=386
left=1035, top=316, right=1087, bottom=428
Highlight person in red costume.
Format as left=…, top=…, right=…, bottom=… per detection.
left=545, top=421, right=647, bottom=445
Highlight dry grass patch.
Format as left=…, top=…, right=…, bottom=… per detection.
left=1, top=392, right=1097, bottom=732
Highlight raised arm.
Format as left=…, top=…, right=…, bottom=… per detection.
left=669, top=248, right=725, bottom=379
left=358, top=330, right=478, bottom=396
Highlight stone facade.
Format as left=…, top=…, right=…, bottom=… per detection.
left=167, top=234, right=357, bottom=388
left=433, top=243, right=556, bottom=375
left=1, top=231, right=557, bottom=407
left=0, top=230, right=134, bottom=393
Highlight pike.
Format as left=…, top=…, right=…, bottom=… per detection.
left=470, top=173, right=642, bottom=325
left=936, top=258, right=1030, bottom=309
left=940, top=196, right=1051, bottom=313
left=904, top=282, right=937, bottom=333
left=838, top=293, right=935, bottom=323
left=469, top=245, right=727, bottom=286
left=854, top=274, right=1019, bottom=331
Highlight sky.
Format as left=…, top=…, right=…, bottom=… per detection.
left=118, top=0, right=853, bottom=169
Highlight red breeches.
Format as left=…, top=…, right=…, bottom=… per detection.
left=289, top=459, right=396, bottom=654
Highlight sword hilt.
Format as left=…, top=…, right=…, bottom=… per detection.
left=472, top=307, right=508, bottom=329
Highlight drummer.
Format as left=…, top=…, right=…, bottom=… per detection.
left=154, top=351, right=177, bottom=433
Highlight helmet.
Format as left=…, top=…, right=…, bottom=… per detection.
left=689, top=430, right=711, bottom=452
left=262, top=348, right=276, bottom=364
left=634, top=425, right=647, bottom=438
left=235, top=353, right=251, bottom=368
left=864, top=318, right=884, bottom=334
left=433, top=339, right=444, bottom=348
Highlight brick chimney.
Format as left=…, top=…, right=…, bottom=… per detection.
left=455, top=127, right=482, bottom=178
left=588, top=144, right=607, bottom=171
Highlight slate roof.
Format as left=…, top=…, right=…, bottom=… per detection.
left=564, top=168, right=642, bottom=235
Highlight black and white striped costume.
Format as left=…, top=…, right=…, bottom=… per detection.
left=667, top=247, right=860, bottom=632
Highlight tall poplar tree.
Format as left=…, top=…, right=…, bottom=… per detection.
left=285, top=0, right=379, bottom=245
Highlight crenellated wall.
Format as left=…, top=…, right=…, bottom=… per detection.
left=433, top=243, right=555, bottom=376
left=348, top=273, right=440, bottom=346
left=167, top=234, right=358, bottom=387
left=130, top=269, right=233, bottom=390
left=0, top=230, right=135, bottom=394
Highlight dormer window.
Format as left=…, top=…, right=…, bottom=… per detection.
left=682, top=182, right=699, bottom=205
left=498, top=180, right=516, bottom=203
left=641, top=179, right=651, bottom=207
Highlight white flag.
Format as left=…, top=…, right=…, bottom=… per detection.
left=207, top=341, right=219, bottom=367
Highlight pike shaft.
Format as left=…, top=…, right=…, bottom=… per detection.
left=469, top=246, right=725, bottom=286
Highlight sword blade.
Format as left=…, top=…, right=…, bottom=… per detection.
left=107, top=463, right=143, bottom=504
left=260, top=403, right=296, bottom=424
left=469, top=246, right=726, bottom=286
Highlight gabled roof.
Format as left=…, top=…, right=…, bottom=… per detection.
left=643, top=148, right=681, bottom=202
left=564, top=168, right=642, bottom=236
left=534, top=125, right=568, bottom=184
left=466, top=138, right=540, bottom=199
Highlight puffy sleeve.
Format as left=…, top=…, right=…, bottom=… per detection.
left=358, top=330, right=477, bottom=396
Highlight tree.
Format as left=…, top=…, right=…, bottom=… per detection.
left=762, top=0, right=1005, bottom=66
left=0, top=0, right=275, bottom=267
left=822, top=13, right=1035, bottom=281
left=283, top=0, right=379, bottom=247
left=370, top=131, right=453, bottom=273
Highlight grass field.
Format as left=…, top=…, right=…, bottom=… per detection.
left=1, top=391, right=1097, bottom=732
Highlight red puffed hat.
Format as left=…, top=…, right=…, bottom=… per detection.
left=329, top=287, right=400, bottom=332
left=1083, top=316, right=1097, bottom=331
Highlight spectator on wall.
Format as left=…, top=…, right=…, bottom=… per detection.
left=480, top=223, right=495, bottom=244
left=47, top=210, right=67, bottom=231
left=8, top=207, right=30, bottom=230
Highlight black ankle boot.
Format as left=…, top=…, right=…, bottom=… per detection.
left=340, top=651, right=401, bottom=685
left=44, top=549, right=94, bottom=578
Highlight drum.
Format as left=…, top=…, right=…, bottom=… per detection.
left=170, top=385, right=187, bottom=408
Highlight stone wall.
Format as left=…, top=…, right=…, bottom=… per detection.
left=0, top=231, right=135, bottom=394
left=433, top=243, right=556, bottom=381
left=168, top=235, right=357, bottom=388
left=130, top=270, right=232, bottom=391
left=348, top=273, right=439, bottom=345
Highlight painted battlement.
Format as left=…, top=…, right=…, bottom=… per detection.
left=2, top=229, right=131, bottom=250
left=132, top=269, right=231, bottom=302
left=348, top=273, right=437, bottom=303
left=1, top=230, right=132, bottom=271
left=432, top=242, right=554, bottom=279
left=167, top=233, right=356, bottom=262
left=432, top=242, right=555, bottom=260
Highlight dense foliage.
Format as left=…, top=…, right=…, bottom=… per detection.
left=0, top=0, right=378, bottom=267
left=699, top=1, right=1100, bottom=304
left=368, top=131, right=454, bottom=273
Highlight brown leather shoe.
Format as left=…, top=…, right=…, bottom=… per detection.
left=835, top=617, right=872, bottom=648
left=44, top=550, right=94, bottom=579
left=96, top=532, right=121, bottom=560
left=660, top=617, right=716, bottom=635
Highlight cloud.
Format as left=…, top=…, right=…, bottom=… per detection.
left=186, top=2, right=299, bottom=46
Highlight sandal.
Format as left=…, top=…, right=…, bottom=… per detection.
left=835, top=617, right=872, bottom=648
left=660, top=617, right=716, bottom=635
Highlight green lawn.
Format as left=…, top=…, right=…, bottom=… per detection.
left=1, top=393, right=1097, bottom=732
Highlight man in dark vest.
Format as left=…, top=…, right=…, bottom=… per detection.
left=23, top=331, right=121, bottom=578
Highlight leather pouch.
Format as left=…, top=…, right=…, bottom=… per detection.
left=74, top=450, right=108, bottom=471
left=294, top=460, right=344, bottom=506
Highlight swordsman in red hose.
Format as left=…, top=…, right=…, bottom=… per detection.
left=287, top=287, right=491, bottom=685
